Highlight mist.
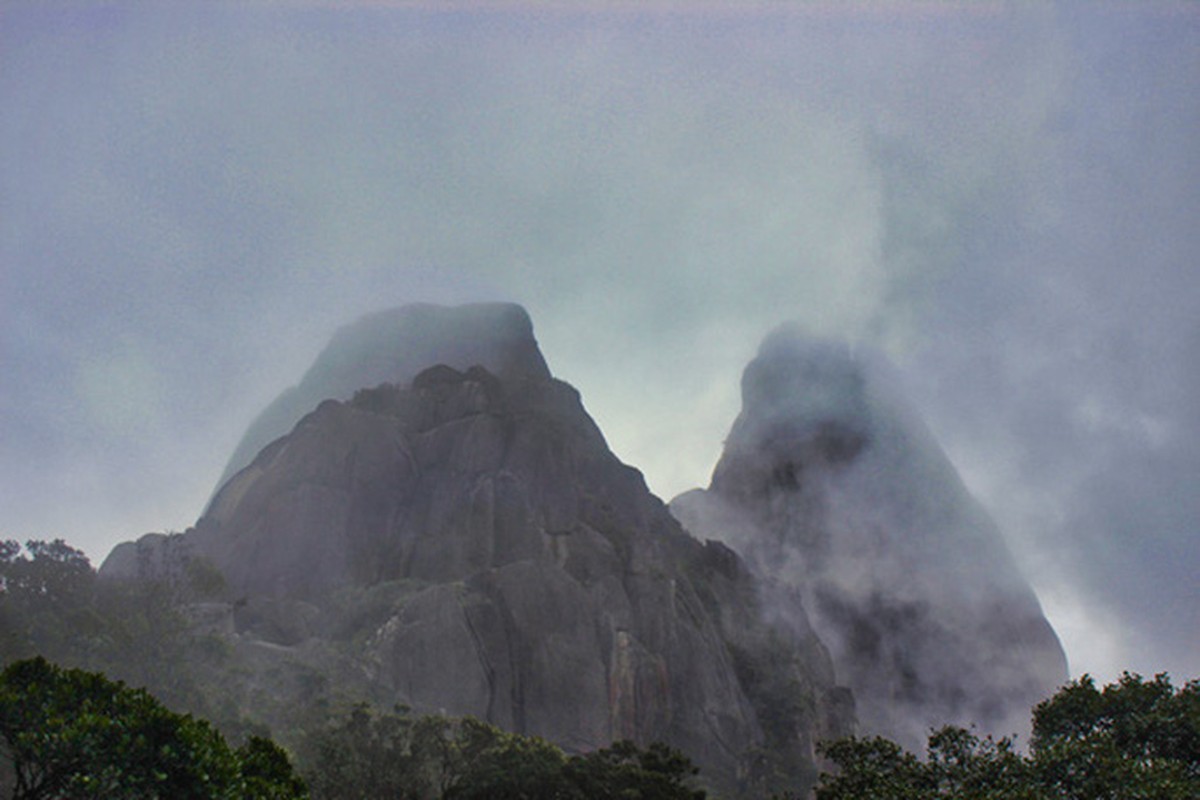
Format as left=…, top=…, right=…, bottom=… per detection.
left=2, top=2, right=1197, bottom=687
left=671, top=328, right=1071, bottom=750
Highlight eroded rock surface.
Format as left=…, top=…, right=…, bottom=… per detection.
left=102, top=307, right=850, bottom=795
left=671, top=328, right=1068, bottom=752
left=210, top=302, right=551, bottom=500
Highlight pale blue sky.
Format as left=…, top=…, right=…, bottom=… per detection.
left=2, top=2, right=1197, bottom=683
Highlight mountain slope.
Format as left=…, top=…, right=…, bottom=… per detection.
left=671, top=328, right=1068, bottom=751
left=102, top=306, right=851, bottom=796
left=210, top=302, right=551, bottom=502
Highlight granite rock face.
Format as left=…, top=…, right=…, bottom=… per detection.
left=102, top=307, right=850, bottom=795
left=210, top=302, right=551, bottom=501
left=671, top=328, right=1068, bottom=752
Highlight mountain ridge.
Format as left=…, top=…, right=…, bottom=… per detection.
left=670, top=327, right=1068, bottom=752
left=102, top=309, right=855, bottom=796
left=99, top=303, right=1066, bottom=793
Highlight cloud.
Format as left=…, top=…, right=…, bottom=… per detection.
left=881, top=5, right=1200, bottom=681
left=1, top=2, right=1197, bottom=682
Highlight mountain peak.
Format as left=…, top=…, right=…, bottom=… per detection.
left=211, top=302, right=550, bottom=498
left=101, top=313, right=852, bottom=796
left=673, top=326, right=1068, bottom=751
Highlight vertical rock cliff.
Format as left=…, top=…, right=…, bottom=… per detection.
left=671, top=327, right=1068, bottom=752
left=102, top=304, right=851, bottom=797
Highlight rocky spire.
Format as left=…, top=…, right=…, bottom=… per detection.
left=672, top=326, right=1068, bottom=751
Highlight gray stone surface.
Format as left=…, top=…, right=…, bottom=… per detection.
left=209, top=302, right=551, bottom=503
left=671, top=328, right=1068, bottom=752
left=101, top=310, right=849, bottom=795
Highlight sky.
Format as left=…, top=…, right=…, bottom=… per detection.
left=2, top=1, right=1197, bottom=686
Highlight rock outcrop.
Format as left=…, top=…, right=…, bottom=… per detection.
left=671, top=328, right=1068, bottom=752
left=209, top=302, right=551, bottom=501
left=103, top=306, right=851, bottom=796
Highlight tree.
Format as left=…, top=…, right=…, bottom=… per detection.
left=442, top=717, right=572, bottom=800
left=237, top=737, right=311, bottom=800
left=302, top=703, right=429, bottom=800
left=0, top=540, right=97, bottom=664
left=1031, top=672, right=1199, bottom=800
left=813, top=735, right=931, bottom=800
left=0, top=657, right=307, bottom=800
left=302, top=706, right=572, bottom=800
left=302, top=704, right=708, bottom=800
left=0, top=540, right=93, bottom=603
left=564, top=739, right=708, bottom=800
left=813, top=673, right=1199, bottom=800
left=923, top=726, right=1036, bottom=800
left=0, top=538, right=236, bottom=730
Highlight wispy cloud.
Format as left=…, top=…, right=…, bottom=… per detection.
left=2, top=2, right=1196, bottom=681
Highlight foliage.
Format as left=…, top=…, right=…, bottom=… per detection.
left=237, top=737, right=312, bottom=800
left=0, top=540, right=96, bottom=662
left=0, top=540, right=93, bottom=602
left=442, top=716, right=571, bottom=800
left=814, top=735, right=931, bottom=800
left=0, top=657, right=307, bottom=799
left=302, top=703, right=707, bottom=800
left=564, top=739, right=708, bottom=800
left=22, top=534, right=1193, bottom=799
left=1031, top=672, right=1200, bottom=800
left=1, top=537, right=707, bottom=798
left=0, top=539, right=234, bottom=728
left=302, top=704, right=426, bottom=799
left=813, top=673, right=1199, bottom=800
left=924, top=726, right=1034, bottom=799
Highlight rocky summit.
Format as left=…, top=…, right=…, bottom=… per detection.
left=102, top=304, right=852, bottom=797
left=671, top=327, right=1068, bottom=753
left=210, top=302, right=552, bottom=499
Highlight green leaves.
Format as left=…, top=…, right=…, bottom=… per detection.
left=302, top=705, right=707, bottom=800
left=564, top=739, right=707, bottom=800
left=0, top=657, right=307, bottom=799
left=1031, top=673, right=1200, bottom=800
left=815, top=736, right=930, bottom=800
left=238, top=737, right=311, bottom=800
left=814, top=673, right=1199, bottom=800
left=0, top=538, right=235, bottom=730
left=0, top=540, right=96, bottom=666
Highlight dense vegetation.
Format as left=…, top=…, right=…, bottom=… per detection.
left=0, top=539, right=236, bottom=728
left=814, top=672, right=1199, bottom=800
left=0, top=656, right=305, bottom=799
left=302, top=704, right=705, bottom=799
left=0, top=539, right=709, bottom=798
left=3, top=538, right=1197, bottom=799
left=0, top=656, right=706, bottom=800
